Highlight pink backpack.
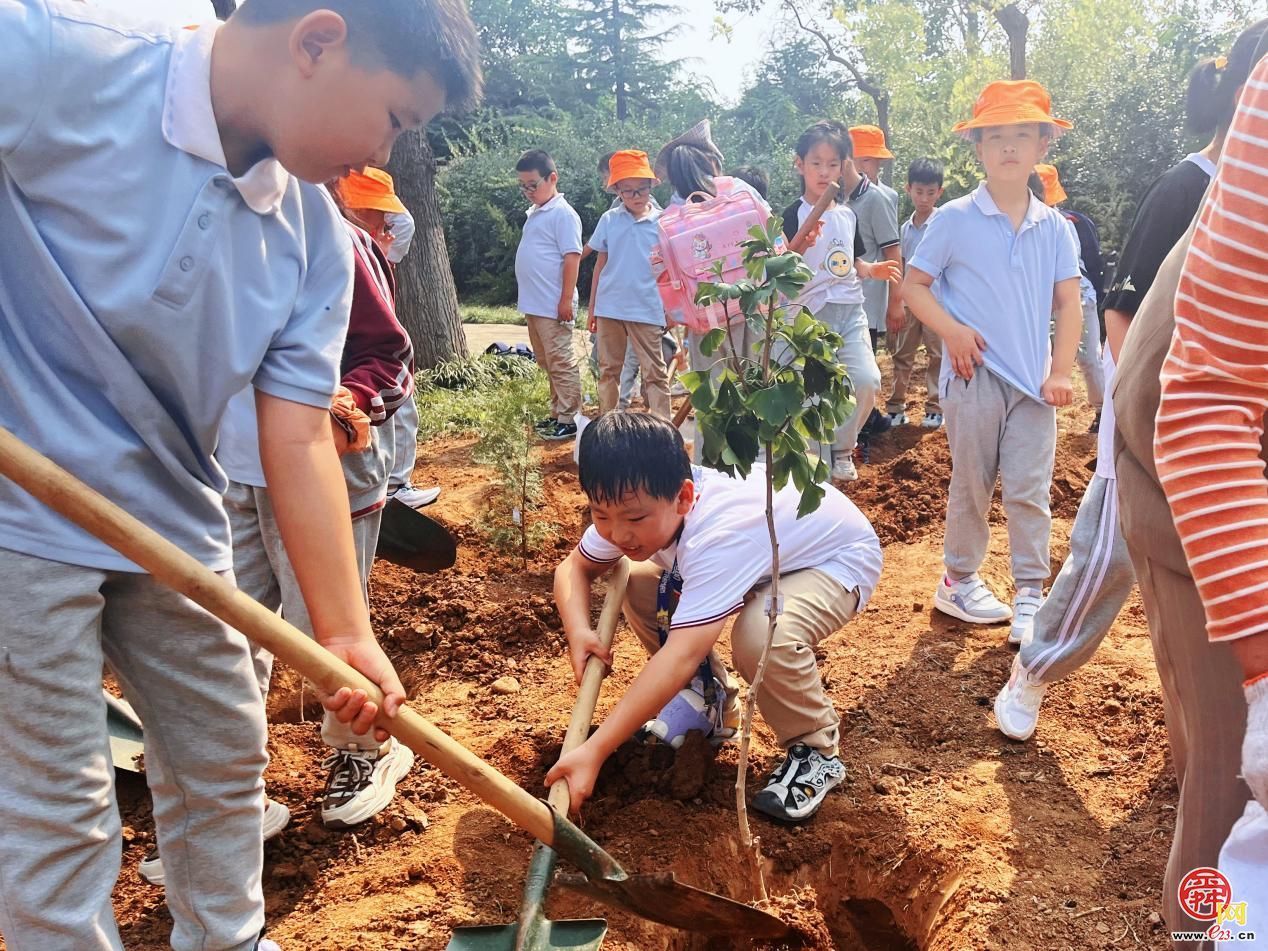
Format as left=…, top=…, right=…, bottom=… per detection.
left=650, top=177, right=785, bottom=333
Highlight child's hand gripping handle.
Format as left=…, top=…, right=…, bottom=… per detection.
left=547, top=557, right=630, bottom=813
left=0, top=425, right=561, bottom=846
left=788, top=180, right=839, bottom=253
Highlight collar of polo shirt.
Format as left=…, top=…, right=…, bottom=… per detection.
left=162, top=22, right=289, bottom=215
left=970, top=181, right=1046, bottom=231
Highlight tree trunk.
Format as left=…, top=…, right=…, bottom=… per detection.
left=995, top=3, right=1029, bottom=80
left=874, top=92, right=893, bottom=186
left=386, top=132, right=468, bottom=369
left=612, top=0, right=627, bottom=121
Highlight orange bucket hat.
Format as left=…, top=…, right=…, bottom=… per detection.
left=849, top=125, right=894, bottom=160
left=1033, top=164, right=1068, bottom=205
left=336, top=168, right=407, bottom=215
left=952, top=80, right=1072, bottom=140
left=606, top=149, right=658, bottom=188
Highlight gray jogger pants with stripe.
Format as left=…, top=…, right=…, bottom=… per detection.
left=1019, top=474, right=1136, bottom=684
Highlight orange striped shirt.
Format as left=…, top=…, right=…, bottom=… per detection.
left=1156, top=57, right=1268, bottom=643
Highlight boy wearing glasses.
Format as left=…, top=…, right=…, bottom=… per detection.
left=588, top=149, right=672, bottom=418
left=515, top=149, right=585, bottom=440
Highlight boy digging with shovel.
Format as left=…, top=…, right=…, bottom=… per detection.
left=547, top=413, right=883, bottom=822
left=0, top=1, right=479, bottom=947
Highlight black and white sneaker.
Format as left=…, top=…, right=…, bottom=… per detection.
left=751, top=744, right=846, bottom=823
left=533, top=417, right=557, bottom=432
left=321, top=738, right=414, bottom=829
left=539, top=421, right=578, bottom=441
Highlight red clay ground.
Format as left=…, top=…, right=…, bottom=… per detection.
left=98, top=359, right=1174, bottom=951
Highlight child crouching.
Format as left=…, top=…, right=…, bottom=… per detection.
left=546, top=412, right=882, bottom=822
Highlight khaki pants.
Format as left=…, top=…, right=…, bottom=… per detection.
left=886, top=310, right=942, bottom=416
left=1113, top=222, right=1251, bottom=947
left=596, top=318, right=671, bottom=418
left=622, top=561, right=859, bottom=755
left=524, top=314, right=582, bottom=419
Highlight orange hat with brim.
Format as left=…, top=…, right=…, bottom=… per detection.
left=952, top=80, right=1073, bottom=140
left=849, top=125, right=894, bottom=160
left=1033, top=164, right=1067, bottom=205
left=336, top=168, right=407, bottom=215
left=606, top=149, right=658, bottom=188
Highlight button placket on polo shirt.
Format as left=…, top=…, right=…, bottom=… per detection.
left=152, top=177, right=230, bottom=308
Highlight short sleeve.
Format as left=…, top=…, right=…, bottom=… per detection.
left=867, top=195, right=900, bottom=249
left=558, top=208, right=583, bottom=256
left=908, top=210, right=953, bottom=281
left=252, top=218, right=353, bottom=409
left=1054, top=216, right=1080, bottom=283
left=577, top=524, right=622, bottom=564
left=0, top=0, right=51, bottom=158
left=589, top=212, right=611, bottom=254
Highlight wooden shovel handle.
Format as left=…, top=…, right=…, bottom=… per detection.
left=789, top=180, right=840, bottom=250
left=547, top=557, right=629, bottom=813
left=0, top=426, right=560, bottom=845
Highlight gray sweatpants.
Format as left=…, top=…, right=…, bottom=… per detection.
left=1019, top=475, right=1136, bottom=683
left=225, top=481, right=386, bottom=753
left=943, top=368, right=1056, bottom=589
left=0, top=548, right=266, bottom=951
left=816, top=301, right=881, bottom=457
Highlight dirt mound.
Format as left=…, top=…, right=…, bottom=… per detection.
left=105, top=380, right=1172, bottom=951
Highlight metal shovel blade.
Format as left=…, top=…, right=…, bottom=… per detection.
left=445, top=919, right=607, bottom=951
left=555, top=871, right=790, bottom=939
left=375, top=498, right=457, bottom=572
left=105, top=690, right=145, bottom=773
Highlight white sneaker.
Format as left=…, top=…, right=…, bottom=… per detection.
left=994, top=656, right=1047, bottom=740
left=258, top=941, right=281, bottom=951
left=831, top=455, right=858, bottom=482
left=921, top=412, right=943, bottom=428
left=320, top=737, right=415, bottom=829
left=886, top=410, right=908, bottom=426
left=1009, top=587, right=1044, bottom=646
left=392, top=484, right=441, bottom=509
left=139, top=797, right=291, bottom=887
left=933, top=574, right=1013, bottom=624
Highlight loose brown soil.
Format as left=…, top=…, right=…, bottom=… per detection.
left=103, top=355, right=1173, bottom=950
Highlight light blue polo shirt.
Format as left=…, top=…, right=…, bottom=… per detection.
left=588, top=204, right=665, bottom=326
left=909, top=182, right=1080, bottom=402
left=0, top=1, right=351, bottom=571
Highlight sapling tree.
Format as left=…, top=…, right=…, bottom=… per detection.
left=679, top=217, right=855, bottom=892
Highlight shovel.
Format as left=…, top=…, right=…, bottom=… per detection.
left=447, top=558, right=631, bottom=950
left=105, top=689, right=145, bottom=773
left=0, top=427, right=790, bottom=941
left=376, top=497, right=458, bottom=573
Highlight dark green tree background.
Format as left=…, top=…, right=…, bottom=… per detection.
left=434, top=0, right=1250, bottom=304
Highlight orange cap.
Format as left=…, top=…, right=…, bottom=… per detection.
left=336, top=168, right=407, bottom=215
left=849, top=125, right=893, bottom=160
left=952, top=80, right=1072, bottom=140
left=606, top=149, right=658, bottom=188
left=1033, top=164, right=1067, bottom=205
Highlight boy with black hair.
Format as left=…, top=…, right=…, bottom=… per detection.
left=546, top=412, right=882, bottom=823
left=515, top=148, right=583, bottom=441
left=885, top=157, right=946, bottom=428
left=0, top=0, right=480, bottom=946
left=903, top=80, right=1082, bottom=647
left=727, top=164, right=770, bottom=200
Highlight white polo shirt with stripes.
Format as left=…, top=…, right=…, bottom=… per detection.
left=578, top=466, right=882, bottom=629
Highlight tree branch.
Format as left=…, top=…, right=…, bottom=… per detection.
left=782, top=0, right=885, bottom=104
